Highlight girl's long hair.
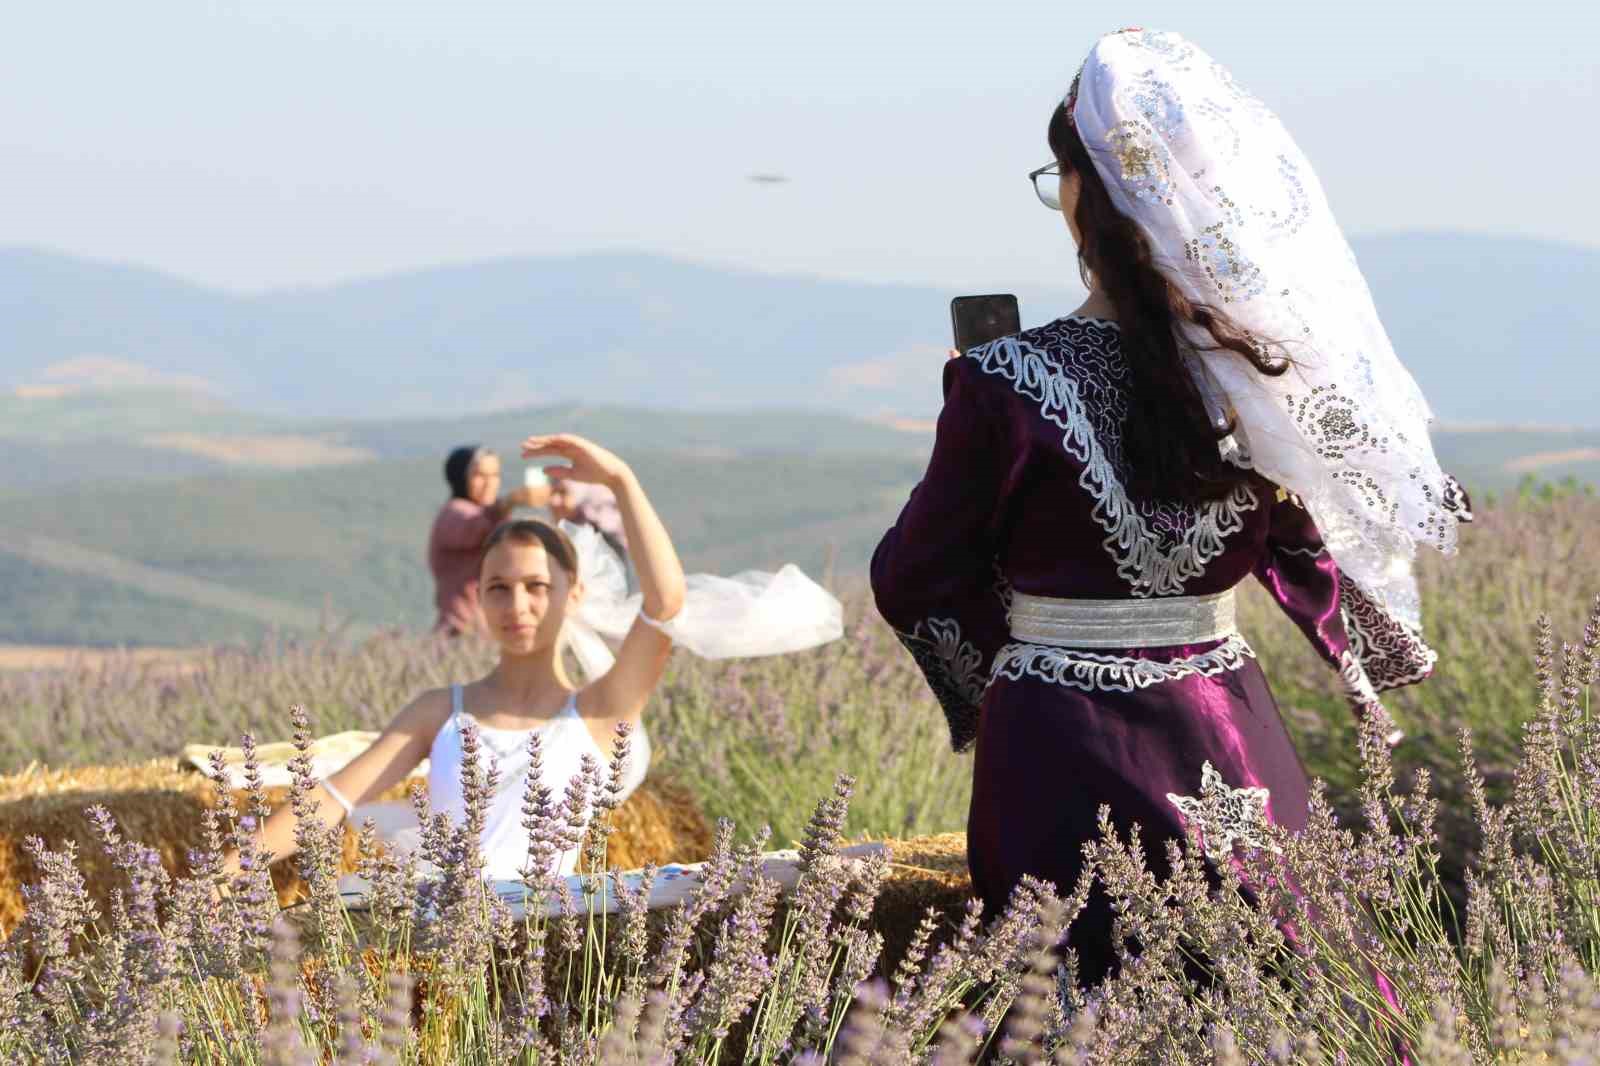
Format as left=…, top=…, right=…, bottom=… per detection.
left=1049, top=104, right=1288, bottom=504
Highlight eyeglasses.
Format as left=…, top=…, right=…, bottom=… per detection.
left=1029, top=161, right=1064, bottom=211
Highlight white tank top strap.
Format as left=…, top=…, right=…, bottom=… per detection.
left=431, top=682, right=466, bottom=747
left=559, top=691, right=590, bottom=740
left=560, top=689, right=607, bottom=757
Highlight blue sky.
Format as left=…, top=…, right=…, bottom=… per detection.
left=2, top=1, right=1591, bottom=292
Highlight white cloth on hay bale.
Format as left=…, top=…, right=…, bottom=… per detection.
left=179, top=732, right=430, bottom=791
left=336, top=841, right=889, bottom=917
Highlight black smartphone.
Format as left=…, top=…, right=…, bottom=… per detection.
left=950, top=294, right=1021, bottom=352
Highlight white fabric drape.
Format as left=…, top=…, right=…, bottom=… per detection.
left=559, top=520, right=843, bottom=678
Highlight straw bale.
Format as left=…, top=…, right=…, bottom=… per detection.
left=0, top=773, right=396, bottom=937
left=0, top=764, right=712, bottom=939
left=865, top=832, right=975, bottom=973
left=314, top=830, right=973, bottom=1039
left=628, top=832, right=974, bottom=984
left=622, top=832, right=973, bottom=1064
left=578, top=776, right=715, bottom=872
left=0, top=759, right=201, bottom=803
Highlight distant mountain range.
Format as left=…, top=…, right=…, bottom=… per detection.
left=3, top=233, right=1594, bottom=424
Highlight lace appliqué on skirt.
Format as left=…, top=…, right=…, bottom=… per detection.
left=1166, top=760, right=1277, bottom=861
left=990, top=633, right=1255, bottom=695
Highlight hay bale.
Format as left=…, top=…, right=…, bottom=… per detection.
left=0, top=760, right=203, bottom=803
left=626, top=831, right=972, bottom=988
left=862, top=832, right=975, bottom=975
left=0, top=764, right=388, bottom=937
left=624, top=833, right=973, bottom=1064
left=580, top=776, right=715, bottom=873
left=0, top=763, right=711, bottom=939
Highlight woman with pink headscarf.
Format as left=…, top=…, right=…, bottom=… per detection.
left=428, top=444, right=549, bottom=635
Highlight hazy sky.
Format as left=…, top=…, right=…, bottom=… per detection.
left=3, top=1, right=1592, bottom=293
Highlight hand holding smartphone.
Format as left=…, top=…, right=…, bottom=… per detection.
left=950, top=294, right=1020, bottom=353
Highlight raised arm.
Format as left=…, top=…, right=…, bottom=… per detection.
left=222, top=688, right=450, bottom=876
left=521, top=434, right=687, bottom=727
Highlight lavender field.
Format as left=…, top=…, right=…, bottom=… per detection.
left=1, top=491, right=1598, bottom=1062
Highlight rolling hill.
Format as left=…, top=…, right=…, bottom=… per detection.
left=0, top=406, right=1591, bottom=648
left=0, top=444, right=924, bottom=646
left=0, top=395, right=937, bottom=493
left=4, top=234, right=1595, bottom=425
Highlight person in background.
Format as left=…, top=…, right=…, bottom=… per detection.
left=549, top=479, right=629, bottom=561
left=429, top=444, right=549, bottom=635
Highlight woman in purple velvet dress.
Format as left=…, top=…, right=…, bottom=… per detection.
left=871, top=29, right=1470, bottom=984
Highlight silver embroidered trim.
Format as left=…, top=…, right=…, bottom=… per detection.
left=901, top=616, right=988, bottom=707
left=1339, top=575, right=1437, bottom=691
left=1337, top=648, right=1379, bottom=705
left=990, top=633, right=1255, bottom=694
left=1008, top=589, right=1237, bottom=649
left=1166, top=760, right=1277, bottom=861
left=968, top=334, right=1259, bottom=597
left=992, top=557, right=1015, bottom=614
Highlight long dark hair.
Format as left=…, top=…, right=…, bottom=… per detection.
left=1048, top=104, right=1287, bottom=504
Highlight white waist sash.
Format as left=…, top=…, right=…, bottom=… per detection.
left=1008, top=589, right=1238, bottom=649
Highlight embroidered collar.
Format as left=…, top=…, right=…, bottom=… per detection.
left=968, top=319, right=1259, bottom=596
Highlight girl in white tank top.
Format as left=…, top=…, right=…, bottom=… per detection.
left=227, top=433, right=840, bottom=886
left=427, top=683, right=650, bottom=878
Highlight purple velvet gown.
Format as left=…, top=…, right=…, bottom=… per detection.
left=871, top=316, right=1443, bottom=983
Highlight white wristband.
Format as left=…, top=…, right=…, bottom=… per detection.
left=638, top=605, right=676, bottom=637
left=319, top=778, right=354, bottom=820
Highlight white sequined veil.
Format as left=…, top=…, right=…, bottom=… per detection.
left=1068, top=30, right=1463, bottom=628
